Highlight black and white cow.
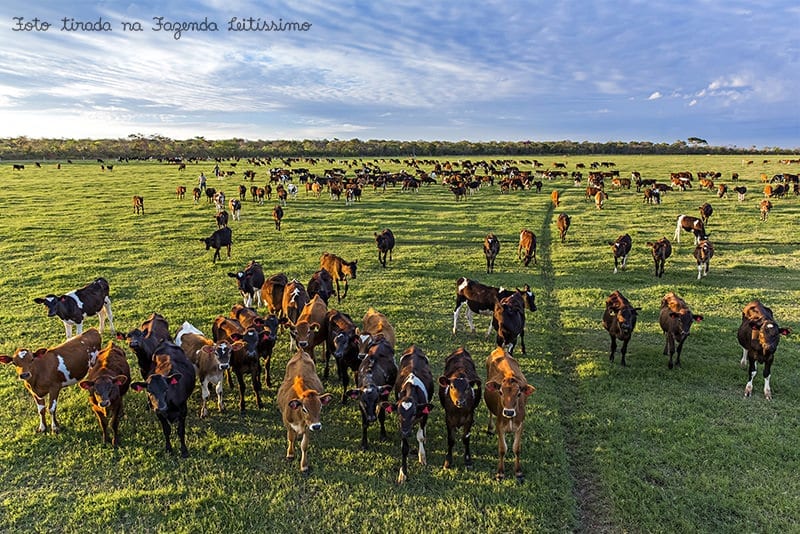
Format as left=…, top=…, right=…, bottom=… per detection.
left=34, top=277, right=114, bottom=339
left=227, top=260, right=265, bottom=308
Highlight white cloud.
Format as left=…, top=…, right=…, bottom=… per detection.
left=648, top=91, right=662, bottom=100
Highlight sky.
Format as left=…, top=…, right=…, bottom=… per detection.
left=0, top=0, right=798, bottom=148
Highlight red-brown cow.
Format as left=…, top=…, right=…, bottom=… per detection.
left=79, top=341, right=131, bottom=447
left=737, top=301, right=790, bottom=400
left=320, top=252, right=358, bottom=303
left=674, top=215, right=707, bottom=244
left=517, top=229, right=536, bottom=266
left=602, top=290, right=640, bottom=366
left=646, top=237, right=672, bottom=278
left=483, top=233, right=500, bottom=273
left=357, top=307, right=396, bottom=356
left=438, top=347, right=481, bottom=469
left=261, top=273, right=289, bottom=317
left=693, top=239, right=714, bottom=280
left=1, top=328, right=101, bottom=433
left=289, top=294, right=328, bottom=362
left=659, top=292, right=703, bottom=369
left=556, top=213, right=571, bottom=243
left=484, top=346, right=535, bottom=481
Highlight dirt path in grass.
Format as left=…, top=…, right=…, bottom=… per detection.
left=539, top=201, right=615, bottom=533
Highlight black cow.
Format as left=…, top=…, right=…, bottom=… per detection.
left=131, top=343, right=196, bottom=457
left=492, top=290, right=528, bottom=355
left=737, top=301, right=790, bottom=400
left=698, top=203, right=713, bottom=224
left=117, top=312, right=172, bottom=380
left=646, top=237, right=672, bottom=278
left=659, top=292, right=703, bottom=369
left=483, top=233, right=500, bottom=273
left=346, top=337, right=397, bottom=450
left=34, top=277, right=115, bottom=339
left=325, top=310, right=360, bottom=402
left=215, top=210, right=229, bottom=229
left=201, top=226, right=232, bottom=263
left=375, top=228, right=395, bottom=268
left=602, top=290, right=640, bottom=366
left=438, top=347, right=481, bottom=469
left=609, top=234, right=632, bottom=274
left=384, top=345, right=434, bottom=484
left=227, top=260, right=265, bottom=308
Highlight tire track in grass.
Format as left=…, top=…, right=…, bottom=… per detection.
left=539, top=200, right=614, bottom=533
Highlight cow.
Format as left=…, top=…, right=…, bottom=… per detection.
left=346, top=337, right=397, bottom=450
left=517, top=229, right=536, bottom=266
left=325, top=310, right=360, bottom=401
left=131, top=195, right=144, bottom=215
left=213, top=191, right=226, bottom=212
left=438, top=347, right=481, bottom=469
left=484, top=346, right=535, bottom=481
left=282, top=279, right=310, bottom=332
left=200, top=226, right=232, bottom=263
left=192, top=187, right=202, bottom=203
left=130, top=343, right=196, bottom=457
left=12, top=164, right=24, bottom=170
left=733, top=186, right=747, bottom=201
left=174, top=322, right=236, bottom=418
left=658, top=292, right=703, bottom=369
left=760, top=199, right=772, bottom=222
left=277, top=348, right=333, bottom=472
left=384, top=345, right=434, bottom=484
left=215, top=210, right=229, bottom=229
left=117, top=312, right=171, bottom=380
left=288, top=294, right=329, bottom=362
left=320, top=252, right=357, bottom=303
left=176, top=186, right=187, bottom=199
left=717, top=184, right=728, bottom=199
left=698, top=203, right=713, bottom=224
left=357, top=307, right=397, bottom=356
left=492, top=290, right=528, bottom=355
left=551, top=190, right=560, bottom=207
left=483, top=233, right=500, bottom=273
left=229, top=305, right=284, bottom=388
left=261, top=273, right=289, bottom=317
left=229, top=199, right=241, bottom=221
left=738, top=301, right=790, bottom=400
left=79, top=341, right=131, bottom=447
left=34, top=277, right=114, bottom=339
left=646, top=237, right=672, bottom=278
left=212, top=316, right=265, bottom=412
left=453, top=277, right=536, bottom=335
left=556, top=213, right=571, bottom=243
left=272, top=205, right=284, bottom=230
left=602, top=291, right=639, bottom=366
left=375, top=228, right=395, bottom=268
left=1, top=328, right=102, bottom=433
left=594, top=190, right=608, bottom=209
left=307, top=268, right=335, bottom=305
left=227, top=260, right=265, bottom=308
left=674, top=214, right=707, bottom=244
left=609, top=233, right=632, bottom=274
left=693, top=239, right=714, bottom=280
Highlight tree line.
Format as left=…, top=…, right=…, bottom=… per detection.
left=0, top=135, right=793, bottom=161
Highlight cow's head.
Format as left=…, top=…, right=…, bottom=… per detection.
left=131, top=372, right=182, bottom=413
left=287, top=380, right=333, bottom=432
left=80, top=374, right=128, bottom=408
left=230, top=329, right=260, bottom=361
left=347, top=384, right=392, bottom=423
left=201, top=342, right=233, bottom=371
left=519, top=284, right=537, bottom=312
left=291, top=321, right=320, bottom=349
left=344, top=260, right=357, bottom=279
left=33, top=295, right=61, bottom=317
left=753, top=322, right=790, bottom=358
left=485, top=377, right=535, bottom=419
left=0, top=348, right=48, bottom=380
left=439, top=374, right=481, bottom=409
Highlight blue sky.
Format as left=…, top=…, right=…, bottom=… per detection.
left=1, top=1, right=798, bottom=147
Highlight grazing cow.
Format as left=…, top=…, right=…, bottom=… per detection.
left=734, top=186, right=747, bottom=201
left=492, top=290, right=528, bottom=355
left=346, top=337, right=397, bottom=450
left=289, top=294, right=329, bottom=363
left=659, top=292, right=703, bottom=369
left=227, top=260, right=265, bottom=308
left=609, top=233, right=632, bottom=274
left=1, top=328, right=102, bottom=433
left=229, top=199, right=241, bottom=221
left=484, top=346, right=535, bottom=481
left=384, top=345, right=434, bottom=484
left=117, top=312, right=171, bottom=380
left=646, top=237, right=672, bottom=278
left=357, top=307, right=397, bottom=356
left=176, top=186, right=187, bottom=199
left=325, top=310, right=360, bottom=400
left=551, top=190, right=560, bottom=207
left=272, top=204, right=284, bottom=230
left=517, top=229, right=536, bottom=266
left=130, top=343, right=196, bottom=457
left=79, top=341, right=131, bottom=447
left=483, top=233, right=500, bottom=273
left=438, top=347, right=481, bottom=469
left=698, top=203, right=713, bottom=224
left=760, top=199, right=772, bottom=222
left=200, top=226, right=232, bottom=263
left=556, top=213, right=571, bottom=243
left=212, top=316, right=265, bottom=412
left=261, top=273, right=289, bottom=317
left=215, top=210, right=229, bottom=229
left=174, top=322, right=235, bottom=418
left=131, top=195, right=144, bottom=215
left=602, top=290, right=640, bottom=366
left=277, top=348, right=333, bottom=472
left=737, top=300, right=790, bottom=400
left=375, top=228, right=395, bottom=268
left=693, top=239, right=714, bottom=280
left=307, top=268, right=335, bottom=305
left=453, top=278, right=536, bottom=335
left=282, top=279, right=310, bottom=332
left=594, top=190, right=608, bottom=209
left=674, top=214, right=707, bottom=244
left=34, top=277, right=114, bottom=339
left=320, top=252, right=357, bottom=303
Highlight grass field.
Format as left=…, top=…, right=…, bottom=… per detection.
left=0, top=154, right=798, bottom=533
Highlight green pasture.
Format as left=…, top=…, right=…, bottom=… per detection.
left=0, top=155, right=798, bottom=532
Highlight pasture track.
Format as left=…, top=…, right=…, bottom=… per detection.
left=1, top=155, right=799, bottom=532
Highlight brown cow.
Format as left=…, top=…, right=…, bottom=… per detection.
left=602, top=290, right=639, bottom=366
left=1, top=328, right=102, bottom=433
left=175, top=186, right=186, bottom=199
left=277, top=348, right=333, bottom=472
left=594, top=190, right=608, bottom=209
left=132, top=195, right=144, bottom=215
left=698, top=203, right=713, bottom=224
left=272, top=205, right=284, bottom=230
left=551, top=190, right=560, bottom=207
left=737, top=300, right=790, bottom=400
left=79, top=341, right=131, bottom=447
left=646, top=237, right=672, bottom=278
left=674, top=215, right=707, bottom=244
left=289, top=294, right=328, bottom=362
left=357, top=307, right=396, bottom=356
left=693, top=239, right=714, bottom=280
left=320, top=252, right=357, bottom=303
left=659, top=292, right=703, bottom=369
left=610, top=234, right=632, bottom=274
left=517, top=229, right=536, bottom=266
left=175, top=322, right=236, bottom=418
left=438, top=347, right=481, bottom=469
left=261, top=273, right=289, bottom=317
left=484, top=346, right=535, bottom=481
left=760, top=199, right=772, bottom=222
left=556, top=213, right=571, bottom=243
left=483, top=233, right=500, bottom=273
